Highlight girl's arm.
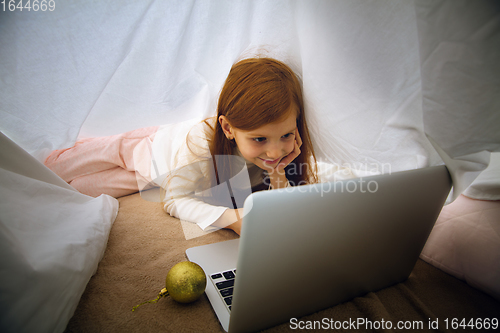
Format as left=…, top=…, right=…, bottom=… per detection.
left=212, top=208, right=244, bottom=235
left=163, top=160, right=244, bottom=233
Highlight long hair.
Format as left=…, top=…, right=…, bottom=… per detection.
left=208, top=57, right=318, bottom=187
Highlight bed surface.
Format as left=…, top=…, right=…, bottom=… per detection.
left=64, top=193, right=500, bottom=332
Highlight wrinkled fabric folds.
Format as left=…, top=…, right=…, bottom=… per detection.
left=0, top=1, right=499, bottom=332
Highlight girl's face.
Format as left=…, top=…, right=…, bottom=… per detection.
left=219, top=111, right=298, bottom=172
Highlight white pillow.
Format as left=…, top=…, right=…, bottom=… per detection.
left=0, top=168, right=118, bottom=333
left=0, top=169, right=118, bottom=332
left=420, top=195, right=500, bottom=300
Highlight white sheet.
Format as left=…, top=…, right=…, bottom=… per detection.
left=1, top=0, right=497, bottom=199
left=415, top=0, right=500, bottom=200
left=0, top=133, right=118, bottom=333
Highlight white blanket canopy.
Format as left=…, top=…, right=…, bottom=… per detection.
left=0, top=1, right=499, bottom=332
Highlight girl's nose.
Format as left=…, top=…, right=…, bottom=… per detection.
left=266, top=145, right=284, bottom=159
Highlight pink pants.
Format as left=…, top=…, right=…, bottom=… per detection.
left=44, top=126, right=158, bottom=198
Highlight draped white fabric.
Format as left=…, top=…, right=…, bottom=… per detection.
left=0, top=132, right=118, bottom=333
left=1, top=0, right=498, bottom=195
left=0, top=1, right=498, bottom=332
left=416, top=0, right=500, bottom=199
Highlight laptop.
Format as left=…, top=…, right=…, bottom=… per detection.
left=186, top=165, right=452, bottom=332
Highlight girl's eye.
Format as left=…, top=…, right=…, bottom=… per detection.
left=253, top=137, right=266, bottom=143
left=282, top=133, right=294, bottom=139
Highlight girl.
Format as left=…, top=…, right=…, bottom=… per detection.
left=44, top=57, right=318, bottom=235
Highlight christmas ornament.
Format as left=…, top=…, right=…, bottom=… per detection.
left=132, top=261, right=207, bottom=311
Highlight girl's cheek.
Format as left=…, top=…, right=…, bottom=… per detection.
left=246, top=146, right=262, bottom=158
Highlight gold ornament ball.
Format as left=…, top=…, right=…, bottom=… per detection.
left=165, top=261, right=207, bottom=303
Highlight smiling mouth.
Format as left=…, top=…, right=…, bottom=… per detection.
left=260, top=157, right=281, bottom=165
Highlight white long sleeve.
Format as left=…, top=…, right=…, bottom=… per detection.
left=164, top=196, right=228, bottom=230
left=148, top=117, right=264, bottom=230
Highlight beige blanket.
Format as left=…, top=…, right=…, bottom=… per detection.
left=65, top=193, right=500, bottom=332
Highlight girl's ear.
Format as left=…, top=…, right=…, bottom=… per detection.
left=219, top=115, right=234, bottom=140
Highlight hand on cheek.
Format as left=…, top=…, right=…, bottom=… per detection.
left=276, top=128, right=302, bottom=171
left=268, top=129, right=302, bottom=189
left=277, top=140, right=300, bottom=170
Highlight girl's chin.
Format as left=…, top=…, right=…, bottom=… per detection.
left=257, top=165, right=275, bottom=172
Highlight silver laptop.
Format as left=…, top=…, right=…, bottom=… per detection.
left=186, top=165, right=451, bottom=332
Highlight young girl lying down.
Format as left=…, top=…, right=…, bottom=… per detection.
left=45, top=58, right=319, bottom=235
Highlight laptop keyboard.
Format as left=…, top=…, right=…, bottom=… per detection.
left=210, top=269, right=236, bottom=311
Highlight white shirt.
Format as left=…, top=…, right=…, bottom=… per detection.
left=137, top=117, right=267, bottom=230
left=135, top=117, right=355, bottom=230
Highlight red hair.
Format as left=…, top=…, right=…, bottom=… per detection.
left=207, top=57, right=318, bottom=186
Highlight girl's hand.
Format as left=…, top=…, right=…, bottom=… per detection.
left=226, top=219, right=242, bottom=235
left=268, top=129, right=302, bottom=189
left=214, top=208, right=243, bottom=235
left=277, top=128, right=302, bottom=171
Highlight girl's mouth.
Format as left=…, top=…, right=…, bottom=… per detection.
left=260, top=157, right=281, bottom=165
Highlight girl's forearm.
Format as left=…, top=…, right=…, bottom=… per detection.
left=213, top=208, right=244, bottom=235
